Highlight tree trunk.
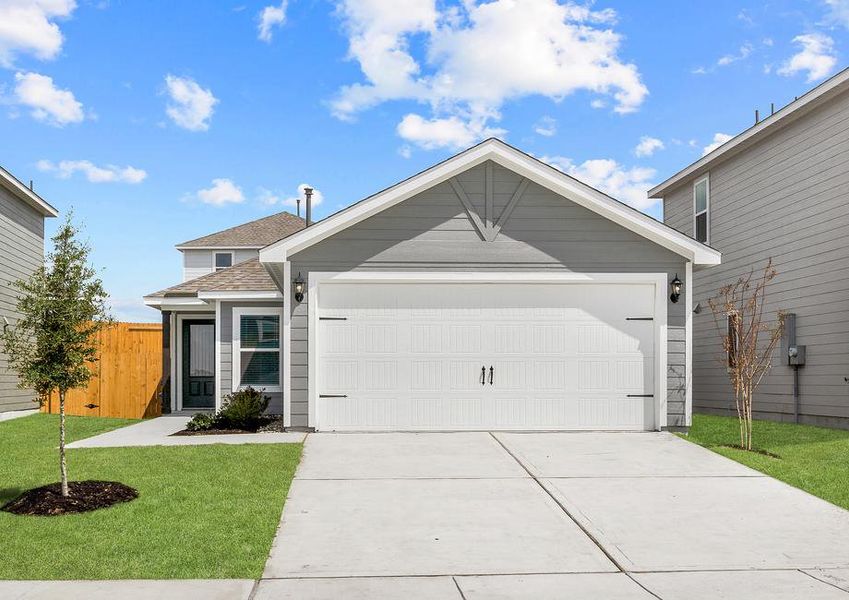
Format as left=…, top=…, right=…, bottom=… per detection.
left=59, top=389, right=69, bottom=497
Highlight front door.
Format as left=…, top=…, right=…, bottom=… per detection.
left=182, top=320, right=215, bottom=409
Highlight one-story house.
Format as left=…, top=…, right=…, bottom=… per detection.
left=145, top=139, right=720, bottom=431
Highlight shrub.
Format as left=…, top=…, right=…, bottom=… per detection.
left=186, top=412, right=215, bottom=431
left=217, top=387, right=270, bottom=430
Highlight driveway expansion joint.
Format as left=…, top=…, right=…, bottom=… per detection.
left=488, top=431, right=626, bottom=573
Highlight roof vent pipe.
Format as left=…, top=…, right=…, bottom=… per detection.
left=304, top=186, right=313, bottom=227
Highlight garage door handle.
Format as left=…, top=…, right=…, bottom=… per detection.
left=489, top=366, right=494, bottom=385
left=627, top=394, right=654, bottom=398
left=480, top=366, right=486, bottom=385
left=319, top=394, right=348, bottom=398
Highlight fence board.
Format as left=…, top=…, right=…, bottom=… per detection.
left=42, top=322, right=162, bottom=419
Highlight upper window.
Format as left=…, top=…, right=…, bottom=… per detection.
left=214, top=252, right=233, bottom=271
left=232, top=308, right=282, bottom=392
left=693, top=176, right=710, bottom=244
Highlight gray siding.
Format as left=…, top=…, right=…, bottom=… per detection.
left=0, top=187, right=45, bottom=413
left=663, top=89, right=849, bottom=428
left=219, top=300, right=283, bottom=414
left=183, top=248, right=258, bottom=281
left=291, top=161, right=688, bottom=428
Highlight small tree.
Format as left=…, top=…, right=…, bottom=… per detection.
left=1, top=215, right=111, bottom=497
left=708, top=259, right=784, bottom=451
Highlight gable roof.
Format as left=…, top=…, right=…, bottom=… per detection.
left=176, top=211, right=305, bottom=249
left=145, top=258, right=279, bottom=299
left=260, top=138, right=720, bottom=265
left=649, top=66, right=849, bottom=198
left=0, top=165, right=59, bottom=217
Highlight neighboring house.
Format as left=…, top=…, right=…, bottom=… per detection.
left=0, top=167, right=59, bottom=414
left=652, top=67, right=849, bottom=429
left=145, top=139, right=719, bottom=431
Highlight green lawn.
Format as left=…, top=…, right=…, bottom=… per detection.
left=685, top=414, right=849, bottom=511
left=0, top=414, right=301, bottom=580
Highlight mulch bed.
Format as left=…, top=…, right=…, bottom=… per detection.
left=1, top=481, right=138, bottom=516
left=172, top=416, right=287, bottom=436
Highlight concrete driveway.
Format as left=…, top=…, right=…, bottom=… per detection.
left=258, top=431, right=849, bottom=599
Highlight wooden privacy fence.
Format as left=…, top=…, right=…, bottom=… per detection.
left=42, top=322, right=163, bottom=419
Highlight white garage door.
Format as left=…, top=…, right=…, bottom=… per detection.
left=316, top=283, right=656, bottom=431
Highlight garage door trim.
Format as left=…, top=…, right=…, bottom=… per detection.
left=304, top=271, right=669, bottom=431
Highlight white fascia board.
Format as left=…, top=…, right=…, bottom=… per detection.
left=197, top=290, right=283, bottom=300
left=142, top=296, right=210, bottom=308
left=260, top=139, right=721, bottom=266
left=649, top=68, right=849, bottom=198
left=259, top=142, right=493, bottom=263
left=0, top=167, right=59, bottom=217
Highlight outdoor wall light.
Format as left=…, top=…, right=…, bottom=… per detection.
left=670, top=274, right=682, bottom=304
left=293, top=272, right=305, bottom=303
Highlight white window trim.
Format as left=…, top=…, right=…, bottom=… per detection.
left=232, top=306, right=284, bottom=393
left=693, top=175, right=710, bottom=244
left=214, top=251, right=234, bottom=271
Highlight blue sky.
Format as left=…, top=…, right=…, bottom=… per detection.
left=1, top=0, right=847, bottom=322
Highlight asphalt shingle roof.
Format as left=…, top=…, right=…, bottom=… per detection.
left=148, top=258, right=278, bottom=297
left=177, top=211, right=305, bottom=248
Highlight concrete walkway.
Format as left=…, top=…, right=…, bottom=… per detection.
left=259, top=431, right=849, bottom=598
left=66, top=416, right=306, bottom=448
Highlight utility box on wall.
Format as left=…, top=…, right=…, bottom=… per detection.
left=782, top=313, right=806, bottom=367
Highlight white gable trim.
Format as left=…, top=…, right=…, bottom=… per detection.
left=0, top=166, right=59, bottom=217
left=259, top=139, right=721, bottom=266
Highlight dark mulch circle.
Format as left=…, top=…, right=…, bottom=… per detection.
left=719, top=444, right=782, bottom=459
left=1, top=481, right=138, bottom=517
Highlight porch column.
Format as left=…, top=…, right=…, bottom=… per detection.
left=161, top=310, right=171, bottom=414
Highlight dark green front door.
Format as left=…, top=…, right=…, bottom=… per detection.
left=182, top=320, right=215, bottom=409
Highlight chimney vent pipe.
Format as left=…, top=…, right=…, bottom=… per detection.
left=304, top=187, right=314, bottom=226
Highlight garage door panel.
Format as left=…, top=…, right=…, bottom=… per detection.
left=317, top=282, right=657, bottom=431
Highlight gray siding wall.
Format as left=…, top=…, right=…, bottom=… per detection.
left=663, top=90, right=849, bottom=428
left=183, top=248, right=258, bottom=281
left=219, top=300, right=283, bottom=414
left=0, top=188, right=45, bottom=413
left=290, top=161, right=688, bottom=428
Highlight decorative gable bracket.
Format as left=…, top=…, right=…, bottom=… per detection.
left=449, top=162, right=529, bottom=242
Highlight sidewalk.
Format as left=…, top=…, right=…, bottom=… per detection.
left=65, top=416, right=306, bottom=448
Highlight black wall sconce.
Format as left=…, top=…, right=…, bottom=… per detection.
left=293, top=272, right=305, bottom=303
left=669, top=274, right=682, bottom=304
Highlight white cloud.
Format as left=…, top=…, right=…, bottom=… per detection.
left=717, top=43, right=752, bottom=66
left=190, top=178, right=244, bottom=206
left=533, top=115, right=557, bottom=137
left=332, top=0, right=647, bottom=147
left=778, top=34, right=837, bottom=83
left=634, top=136, right=664, bottom=158
left=396, top=113, right=505, bottom=150
left=541, top=154, right=657, bottom=211
left=258, top=1, right=287, bottom=42
left=702, top=132, right=733, bottom=156
left=37, top=159, right=147, bottom=184
left=398, top=145, right=412, bottom=159
left=0, top=0, right=76, bottom=67
left=259, top=183, right=323, bottom=210
left=164, top=75, right=218, bottom=131
left=14, top=71, right=83, bottom=126
left=823, top=0, right=849, bottom=27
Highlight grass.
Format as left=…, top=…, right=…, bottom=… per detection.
left=685, top=413, right=849, bottom=511
left=0, top=414, right=302, bottom=580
